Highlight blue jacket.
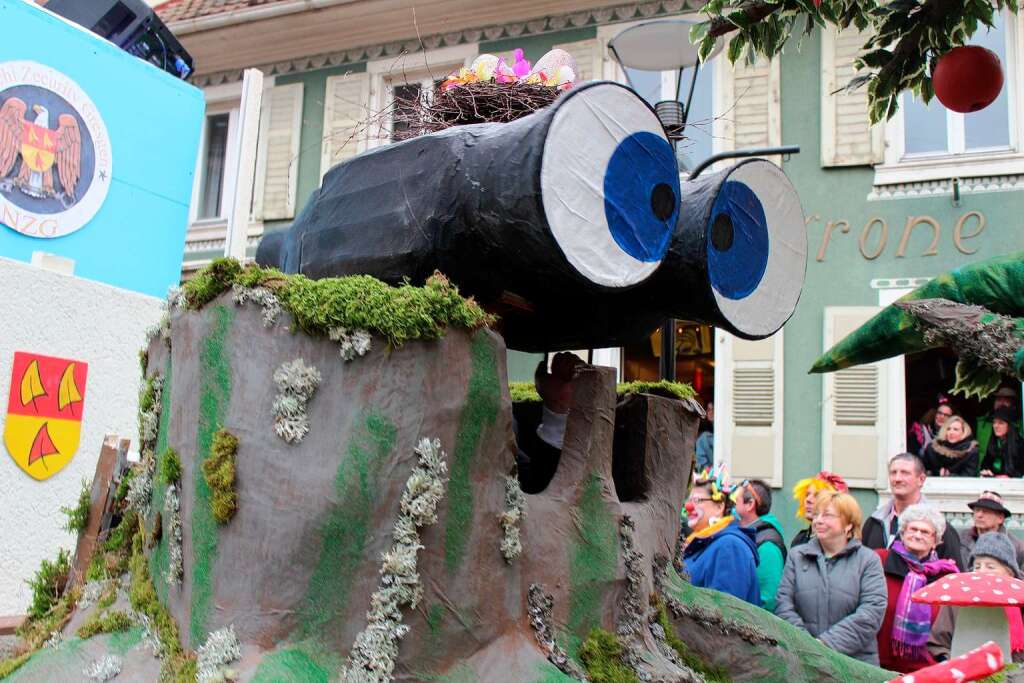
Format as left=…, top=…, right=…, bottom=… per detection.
left=683, top=519, right=761, bottom=606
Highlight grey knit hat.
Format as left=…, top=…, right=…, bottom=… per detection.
left=969, top=532, right=1023, bottom=578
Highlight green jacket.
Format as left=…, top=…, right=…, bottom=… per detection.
left=745, top=513, right=786, bottom=612
left=976, top=414, right=1022, bottom=461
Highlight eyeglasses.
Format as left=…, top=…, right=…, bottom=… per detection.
left=688, top=496, right=715, bottom=505
left=903, top=525, right=936, bottom=539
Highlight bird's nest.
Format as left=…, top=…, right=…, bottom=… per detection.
left=390, top=81, right=563, bottom=141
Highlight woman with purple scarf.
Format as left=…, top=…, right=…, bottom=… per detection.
left=874, top=504, right=958, bottom=673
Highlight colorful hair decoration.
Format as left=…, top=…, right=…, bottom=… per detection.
left=791, top=470, right=849, bottom=519
left=695, top=463, right=733, bottom=502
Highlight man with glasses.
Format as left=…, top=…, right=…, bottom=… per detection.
left=734, top=479, right=785, bottom=611
left=862, top=453, right=965, bottom=569
left=958, top=491, right=1024, bottom=569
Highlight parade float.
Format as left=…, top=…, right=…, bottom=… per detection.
left=0, top=48, right=918, bottom=683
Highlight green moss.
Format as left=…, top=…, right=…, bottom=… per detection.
left=203, top=430, right=238, bottom=524
left=181, top=257, right=244, bottom=310
left=0, top=651, right=31, bottom=679
left=578, top=629, right=638, bottom=683
left=150, top=357, right=173, bottom=605
left=979, top=663, right=1019, bottom=682
left=567, top=473, right=617, bottom=653
left=615, top=380, right=695, bottom=401
left=161, top=448, right=182, bottom=485
left=180, top=258, right=494, bottom=348
left=25, top=548, right=70, bottom=619
left=509, top=380, right=696, bottom=403
left=139, top=349, right=149, bottom=377
left=128, top=518, right=193, bottom=680
left=114, top=469, right=134, bottom=504
left=76, top=609, right=132, bottom=639
left=86, top=553, right=106, bottom=582
left=651, top=596, right=730, bottom=682
left=509, top=382, right=541, bottom=402
left=138, top=372, right=161, bottom=444
left=191, top=304, right=233, bottom=644
left=298, top=412, right=396, bottom=640
left=96, top=586, right=116, bottom=610
left=60, top=478, right=91, bottom=534
left=445, top=332, right=500, bottom=573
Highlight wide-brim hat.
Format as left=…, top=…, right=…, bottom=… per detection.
left=994, top=386, right=1019, bottom=399
left=968, top=497, right=1012, bottom=518
left=992, top=406, right=1018, bottom=424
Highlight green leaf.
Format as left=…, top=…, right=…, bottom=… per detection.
left=860, top=48, right=894, bottom=68
left=727, top=33, right=748, bottom=62
left=699, top=33, right=719, bottom=62
left=920, top=75, right=935, bottom=104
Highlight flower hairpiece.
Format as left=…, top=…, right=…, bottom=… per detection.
left=791, top=470, right=849, bottom=519
left=695, top=464, right=733, bottom=502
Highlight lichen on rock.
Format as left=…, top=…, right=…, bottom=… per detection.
left=339, top=437, right=449, bottom=683
left=124, top=455, right=155, bottom=515
left=196, top=625, right=242, bottom=682
left=272, top=358, right=321, bottom=444
left=203, top=429, right=239, bottom=523
left=329, top=326, right=373, bottom=361
left=83, top=654, right=122, bottom=681
left=232, top=283, right=282, bottom=327
left=499, top=474, right=526, bottom=562
left=164, top=484, right=183, bottom=586
left=528, top=583, right=588, bottom=681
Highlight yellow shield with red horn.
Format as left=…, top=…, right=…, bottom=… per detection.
left=4, top=352, right=88, bottom=480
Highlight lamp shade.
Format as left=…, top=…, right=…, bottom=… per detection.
left=608, top=19, right=724, bottom=70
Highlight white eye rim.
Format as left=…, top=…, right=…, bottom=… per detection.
left=709, top=160, right=806, bottom=337
left=540, top=82, right=674, bottom=289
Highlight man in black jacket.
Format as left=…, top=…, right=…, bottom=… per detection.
left=862, top=452, right=965, bottom=569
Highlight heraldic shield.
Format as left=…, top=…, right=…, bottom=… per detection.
left=4, top=352, right=88, bottom=480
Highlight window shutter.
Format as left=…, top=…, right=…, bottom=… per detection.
left=822, top=307, right=888, bottom=487
left=553, top=39, right=600, bottom=83
left=717, top=55, right=781, bottom=163
left=716, top=330, right=784, bottom=486
left=253, top=83, right=303, bottom=221
left=321, top=72, right=370, bottom=181
left=820, top=27, right=884, bottom=167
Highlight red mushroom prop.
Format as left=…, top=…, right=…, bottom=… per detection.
left=932, top=46, right=1004, bottom=113
left=913, top=573, right=1024, bottom=657
left=886, top=640, right=1004, bottom=683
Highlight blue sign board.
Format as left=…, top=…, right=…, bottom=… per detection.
left=0, top=0, right=204, bottom=297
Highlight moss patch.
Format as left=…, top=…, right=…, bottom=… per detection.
left=567, top=473, right=617, bottom=654
left=191, top=304, right=234, bottom=644
left=182, top=258, right=493, bottom=348
left=149, top=356, right=173, bottom=604
left=76, top=609, right=132, bottom=639
left=60, top=478, right=91, bottom=534
left=203, top=429, right=239, bottom=524
left=298, top=412, right=396, bottom=640
left=25, top=548, right=71, bottom=620
left=444, top=331, right=500, bottom=573
left=578, top=628, right=638, bottom=683
left=509, top=380, right=696, bottom=403
left=161, top=448, right=182, bottom=485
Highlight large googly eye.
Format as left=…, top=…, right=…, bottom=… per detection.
left=541, top=83, right=680, bottom=288
left=705, top=160, right=806, bottom=337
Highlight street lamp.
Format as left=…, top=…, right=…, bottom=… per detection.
left=608, top=19, right=722, bottom=382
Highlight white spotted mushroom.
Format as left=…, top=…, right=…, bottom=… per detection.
left=913, top=573, right=1024, bottom=659
left=886, top=640, right=1004, bottom=683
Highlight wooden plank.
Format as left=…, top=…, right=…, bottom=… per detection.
left=69, top=434, right=126, bottom=588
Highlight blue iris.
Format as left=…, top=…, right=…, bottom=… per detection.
left=603, top=132, right=679, bottom=263
left=706, top=180, right=769, bottom=300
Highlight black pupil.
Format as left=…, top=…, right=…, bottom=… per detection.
left=650, top=183, right=675, bottom=221
left=711, top=214, right=734, bottom=251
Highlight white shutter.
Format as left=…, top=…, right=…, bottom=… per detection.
left=253, top=83, right=303, bottom=221
left=717, top=56, right=781, bottom=162
left=820, top=27, right=884, bottom=166
left=716, top=330, right=784, bottom=486
left=822, top=307, right=888, bottom=488
left=553, top=39, right=600, bottom=83
left=321, top=72, right=370, bottom=181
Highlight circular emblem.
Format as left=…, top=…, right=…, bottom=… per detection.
left=0, top=61, right=112, bottom=238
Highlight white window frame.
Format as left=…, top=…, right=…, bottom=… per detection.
left=874, top=11, right=1024, bottom=186
left=367, top=44, right=477, bottom=149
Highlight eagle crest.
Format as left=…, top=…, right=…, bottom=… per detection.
left=0, top=96, right=82, bottom=208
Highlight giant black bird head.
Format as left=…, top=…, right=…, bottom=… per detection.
left=256, top=81, right=807, bottom=351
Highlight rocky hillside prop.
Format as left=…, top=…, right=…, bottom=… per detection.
left=1, top=261, right=891, bottom=682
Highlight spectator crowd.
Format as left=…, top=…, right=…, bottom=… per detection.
left=678, top=453, right=1024, bottom=673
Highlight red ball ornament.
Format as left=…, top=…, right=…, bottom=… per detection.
left=932, top=45, right=1004, bottom=113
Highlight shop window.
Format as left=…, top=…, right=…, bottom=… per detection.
left=621, top=320, right=715, bottom=408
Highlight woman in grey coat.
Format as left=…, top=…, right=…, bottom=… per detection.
left=775, top=491, right=888, bottom=665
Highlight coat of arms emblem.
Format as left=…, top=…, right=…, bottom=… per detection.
left=4, top=351, right=89, bottom=480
